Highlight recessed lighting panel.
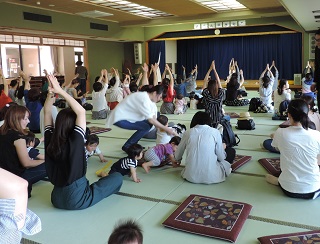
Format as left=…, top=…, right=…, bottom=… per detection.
left=192, top=0, right=246, bottom=11
left=75, top=0, right=173, bottom=18
left=76, top=10, right=113, bottom=17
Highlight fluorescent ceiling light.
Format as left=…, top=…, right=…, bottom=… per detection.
left=77, top=0, right=173, bottom=18
left=193, top=0, right=246, bottom=11
left=76, top=10, right=113, bottom=17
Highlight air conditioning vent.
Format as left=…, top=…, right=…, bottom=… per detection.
left=23, top=12, right=52, bottom=23
left=90, top=22, right=108, bottom=31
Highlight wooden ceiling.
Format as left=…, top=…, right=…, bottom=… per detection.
left=3, top=0, right=287, bottom=26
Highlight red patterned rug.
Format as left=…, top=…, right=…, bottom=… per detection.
left=88, top=126, right=112, bottom=135
left=163, top=194, right=252, bottom=243
left=258, top=158, right=281, bottom=177
left=231, top=155, right=252, bottom=172
left=258, top=230, right=320, bottom=244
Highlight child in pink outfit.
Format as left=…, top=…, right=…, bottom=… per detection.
left=174, top=94, right=187, bottom=114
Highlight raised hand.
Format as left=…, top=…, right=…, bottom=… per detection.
left=142, top=63, right=149, bottom=73
left=211, top=60, right=216, bottom=70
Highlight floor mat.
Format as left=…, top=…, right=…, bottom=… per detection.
left=231, top=155, right=252, bottom=171
left=163, top=194, right=252, bottom=243
left=258, top=158, right=281, bottom=177
left=258, top=230, right=320, bottom=244
left=88, top=126, right=112, bottom=135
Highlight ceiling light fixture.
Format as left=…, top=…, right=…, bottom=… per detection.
left=77, top=0, right=173, bottom=18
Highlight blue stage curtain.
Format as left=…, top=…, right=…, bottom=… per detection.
left=148, top=40, right=166, bottom=73
left=177, top=33, right=302, bottom=80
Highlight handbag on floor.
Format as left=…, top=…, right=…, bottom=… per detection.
left=236, top=119, right=255, bottom=130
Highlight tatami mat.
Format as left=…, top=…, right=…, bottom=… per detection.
left=25, top=91, right=320, bottom=244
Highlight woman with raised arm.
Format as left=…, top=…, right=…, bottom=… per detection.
left=44, top=75, right=122, bottom=210
left=270, top=60, right=279, bottom=91
left=201, top=61, right=225, bottom=127
left=266, top=99, right=320, bottom=199
left=160, top=64, right=176, bottom=114
left=0, top=68, right=13, bottom=109
left=259, top=64, right=274, bottom=111
left=224, top=69, right=249, bottom=106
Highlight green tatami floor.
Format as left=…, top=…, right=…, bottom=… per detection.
left=25, top=91, right=320, bottom=244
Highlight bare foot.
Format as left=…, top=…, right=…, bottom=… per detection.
left=142, top=163, right=150, bottom=173
left=265, top=174, right=279, bottom=185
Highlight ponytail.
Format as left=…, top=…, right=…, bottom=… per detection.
left=300, top=113, right=310, bottom=130
left=277, top=79, right=287, bottom=96
left=287, top=99, right=310, bottom=130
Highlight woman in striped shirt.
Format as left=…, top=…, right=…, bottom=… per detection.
left=201, top=61, right=225, bottom=127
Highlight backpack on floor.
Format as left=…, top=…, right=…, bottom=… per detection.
left=236, top=119, right=255, bottom=130
left=219, top=119, right=240, bottom=147
left=248, top=97, right=262, bottom=112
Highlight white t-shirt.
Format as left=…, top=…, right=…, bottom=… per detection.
left=308, top=112, right=320, bottom=131
left=156, top=129, right=173, bottom=145
left=92, top=84, right=108, bottom=112
left=272, top=126, right=320, bottom=193
left=259, top=78, right=274, bottom=107
left=273, top=90, right=291, bottom=113
left=106, top=91, right=157, bottom=127
left=175, top=124, right=231, bottom=184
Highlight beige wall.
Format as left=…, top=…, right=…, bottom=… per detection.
left=61, top=47, right=76, bottom=85
left=21, top=47, right=39, bottom=76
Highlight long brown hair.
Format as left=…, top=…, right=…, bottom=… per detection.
left=207, top=79, right=219, bottom=97
left=46, top=108, right=77, bottom=159
left=0, top=105, right=30, bottom=135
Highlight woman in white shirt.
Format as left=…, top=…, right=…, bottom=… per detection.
left=259, top=64, right=274, bottom=110
left=106, top=85, right=176, bottom=153
left=266, top=99, right=320, bottom=199
left=273, top=79, right=291, bottom=115
left=175, top=111, right=235, bottom=184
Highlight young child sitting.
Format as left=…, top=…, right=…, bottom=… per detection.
left=142, top=136, right=181, bottom=173
left=301, top=72, right=315, bottom=99
left=189, top=92, right=198, bottom=110
left=85, top=134, right=107, bottom=163
left=107, top=144, right=144, bottom=183
left=122, top=74, right=131, bottom=98
left=105, top=68, right=123, bottom=110
left=25, top=131, right=44, bottom=160
left=174, top=94, right=187, bottom=114
left=92, top=69, right=109, bottom=120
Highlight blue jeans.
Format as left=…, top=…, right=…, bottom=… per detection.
left=263, top=139, right=280, bottom=153
left=51, top=173, right=123, bottom=210
left=223, top=115, right=231, bottom=121
left=115, top=120, right=152, bottom=149
left=21, top=163, right=47, bottom=197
